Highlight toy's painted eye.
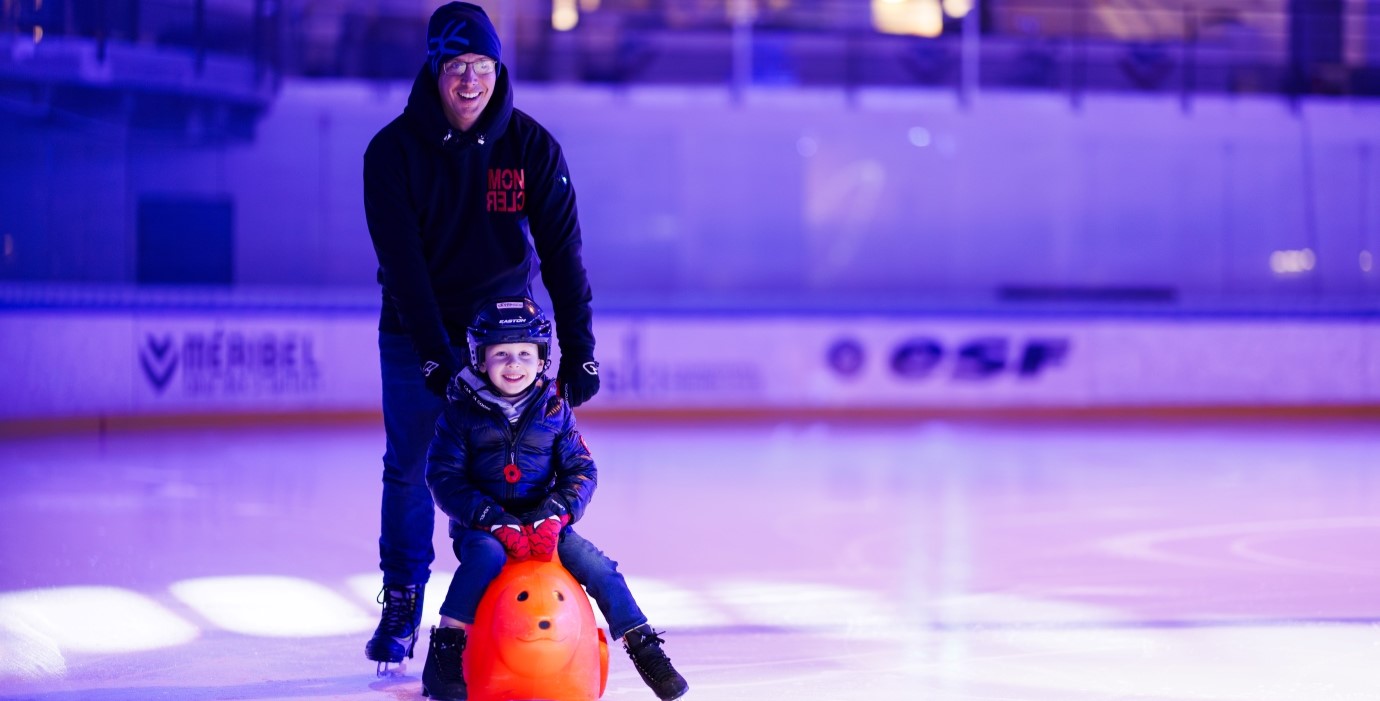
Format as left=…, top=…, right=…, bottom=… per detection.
left=517, top=591, right=529, bottom=601
left=556, top=591, right=565, bottom=602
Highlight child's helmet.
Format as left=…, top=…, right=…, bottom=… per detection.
left=467, top=296, right=553, bottom=371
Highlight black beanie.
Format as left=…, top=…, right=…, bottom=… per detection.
left=426, top=2, right=501, bottom=76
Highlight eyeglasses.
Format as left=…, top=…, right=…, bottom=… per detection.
left=442, top=58, right=497, bottom=76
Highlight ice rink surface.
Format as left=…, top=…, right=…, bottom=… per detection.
left=1, top=416, right=1378, bottom=701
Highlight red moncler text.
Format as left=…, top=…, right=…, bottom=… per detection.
left=487, top=168, right=525, bottom=212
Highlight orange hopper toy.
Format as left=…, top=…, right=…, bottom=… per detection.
left=463, top=551, right=609, bottom=701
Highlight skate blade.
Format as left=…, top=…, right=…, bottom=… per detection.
left=375, top=660, right=408, bottom=677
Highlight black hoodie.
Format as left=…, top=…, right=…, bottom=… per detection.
left=363, top=64, right=594, bottom=375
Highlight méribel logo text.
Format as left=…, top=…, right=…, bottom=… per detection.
left=140, top=334, right=178, bottom=392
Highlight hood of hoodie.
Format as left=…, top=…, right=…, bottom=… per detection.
left=449, top=366, right=545, bottom=422
left=402, top=61, right=514, bottom=149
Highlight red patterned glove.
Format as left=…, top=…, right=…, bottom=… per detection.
left=525, top=514, right=570, bottom=561
left=491, top=519, right=530, bottom=560
left=478, top=506, right=530, bottom=560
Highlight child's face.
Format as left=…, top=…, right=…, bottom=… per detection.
left=479, top=342, right=542, bottom=397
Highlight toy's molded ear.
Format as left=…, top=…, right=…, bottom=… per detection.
left=596, top=627, right=609, bottom=697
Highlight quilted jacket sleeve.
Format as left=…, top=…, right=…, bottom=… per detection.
left=363, top=129, right=458, bottom=372
left=426, top=404, right=500, bottom=528
left=521, top=122, right=595, bottom=361
left=549, top=408, right=597, bottom=524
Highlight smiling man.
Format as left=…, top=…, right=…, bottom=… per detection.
left=361, top=0, right=604, bottom=687
left=437, top=51, right=496, bottom=131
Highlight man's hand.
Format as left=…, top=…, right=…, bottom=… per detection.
left=421, top=359, right=454, bottom=398
left=557, top=358, right=600, bottom=407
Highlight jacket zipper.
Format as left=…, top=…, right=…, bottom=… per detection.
left=442, top=128, right=486, bottom=148
left=501, top=384, right=545, bottom=503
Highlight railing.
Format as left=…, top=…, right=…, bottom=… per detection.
left=0, top=0, right=282, bottom=140
left=511, top=0, right=1378, bottom=104
left=1, top=0, right=281, bottom=79
left=3, top=0, right=1375, bottom=101
left=285, top=0, right=1379, bottom=103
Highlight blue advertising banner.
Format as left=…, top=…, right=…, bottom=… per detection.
left=1, top=311, right=1376, bottom=421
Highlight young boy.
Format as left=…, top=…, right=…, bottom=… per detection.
left=421, top=296, right=689, bottom=701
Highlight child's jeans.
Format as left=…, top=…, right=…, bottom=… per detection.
left=439, top=527, right=650, bottom=639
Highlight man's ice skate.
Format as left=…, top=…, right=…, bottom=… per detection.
left=623, top=625, right=688, bottom=700
left=421, top=626, right=468, bottom=700
left=365, top=583, right=422, bottom=676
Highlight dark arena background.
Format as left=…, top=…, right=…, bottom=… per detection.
left=2, top=1, right=1378, bottom=700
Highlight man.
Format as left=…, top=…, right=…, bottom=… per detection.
left=362, top=0, right=601, bottom=676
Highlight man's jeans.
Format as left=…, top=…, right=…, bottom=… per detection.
left=378, top=331, right=451, bottom=586
left=439, top=528, right=650, bottom=640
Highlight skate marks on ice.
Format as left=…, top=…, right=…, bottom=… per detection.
left=1095, top=515, right=1380, bottom=574
left=3, top=421, right=1380, bottom=700
left=6, top=578, right=1380, bottom=701
left=0, top=573, right=893, bottom=682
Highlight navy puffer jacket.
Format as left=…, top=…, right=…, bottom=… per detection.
left=426, top=375, right=596, bottom=535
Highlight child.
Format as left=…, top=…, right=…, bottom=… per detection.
left=421, top=296, right=689, bottom=701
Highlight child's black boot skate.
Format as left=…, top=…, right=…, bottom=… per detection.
left=421, top=626, right=468, bottom=700
left=365, top=583, right=422, bottom=675
left=623, top=625, right=689, bottom=700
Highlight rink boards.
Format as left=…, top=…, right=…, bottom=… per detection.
left=2, top=309, right=1378, bottom=422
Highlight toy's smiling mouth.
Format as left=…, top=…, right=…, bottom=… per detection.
left=517, top=631, right=568, bottom=644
